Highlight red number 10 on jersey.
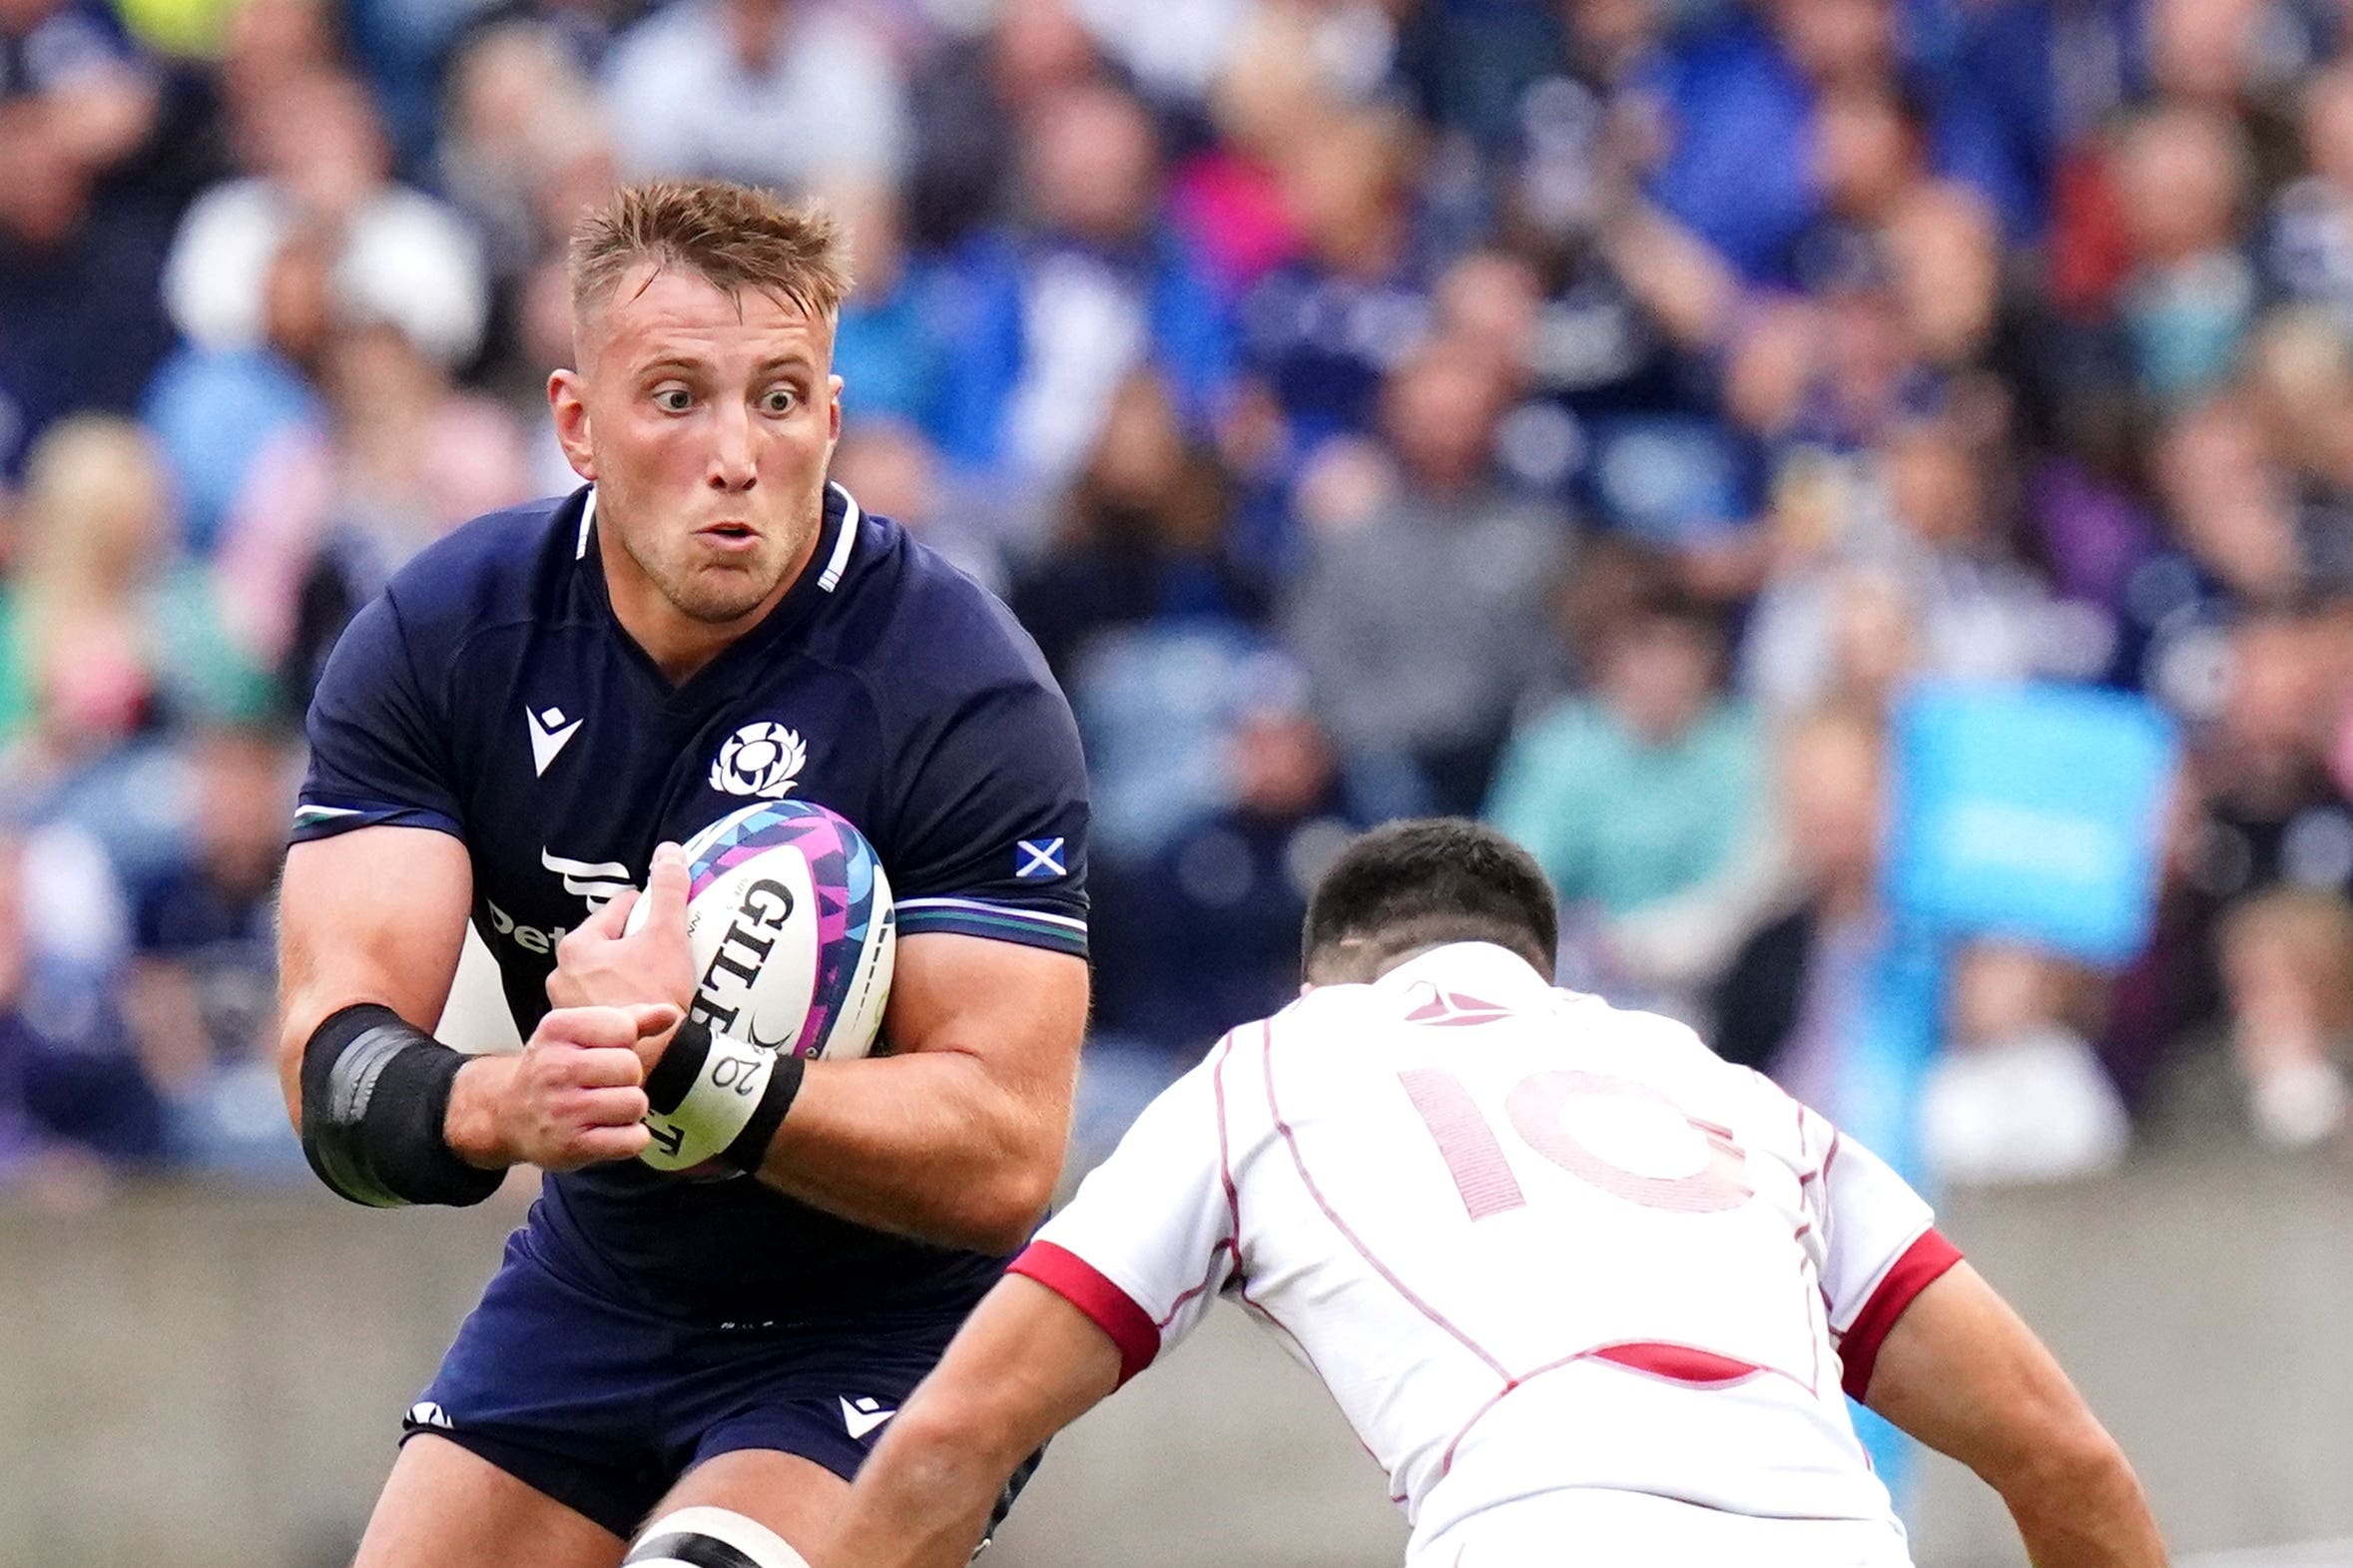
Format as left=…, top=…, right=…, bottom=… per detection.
left=1399, top=1067, right=1754, bottom=1218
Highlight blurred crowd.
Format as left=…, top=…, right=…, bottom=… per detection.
left=5, top=0, right=2353, bottom=1200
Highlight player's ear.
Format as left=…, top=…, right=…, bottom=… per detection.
left=826, top=373, right=844, bottom=446
left=550, top=368, right=597, bottom=481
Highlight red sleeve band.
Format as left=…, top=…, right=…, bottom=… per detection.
left=1839, top=1228, right=1964, bottom=1401
left=1008, top=1241, right=1161, bottom=1387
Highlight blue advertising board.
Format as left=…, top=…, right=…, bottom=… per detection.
left=1883, top=682, right=2178, bottom=964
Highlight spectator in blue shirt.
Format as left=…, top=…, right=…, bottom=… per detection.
left=929, top=79, right=1234, bottom=538
left=1649, top=0, right=2031, bottom=283
left=0, top=0, right=176, bottom=478
left=1239, top=106, right=1437, bottom=467
left=0, top=826, right=167, bottom=1196
left=828, top=181, right=953, bottom=436
left=120, top=722, right=303, bottom=1172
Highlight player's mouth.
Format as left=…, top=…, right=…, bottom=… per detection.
left=696, top=521, right=762, bottom=554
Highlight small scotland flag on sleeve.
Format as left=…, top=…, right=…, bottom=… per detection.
left=1015, top=838, right=1066, bottom=879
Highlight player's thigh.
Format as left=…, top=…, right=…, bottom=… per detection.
left=645, top=1447, right=848, bottom=1557
left=355, top=1432, right=627, bottom=1568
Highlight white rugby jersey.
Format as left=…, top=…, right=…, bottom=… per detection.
left=1012, top=943, right=1961, bottom=1563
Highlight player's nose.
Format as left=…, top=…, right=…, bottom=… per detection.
left=704, top=401, right=758, bottom=491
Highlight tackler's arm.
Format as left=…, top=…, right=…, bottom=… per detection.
left=1865, top=1262, right=2168, bottom=1568
left=815, top=1275, right=1122, bottom=1568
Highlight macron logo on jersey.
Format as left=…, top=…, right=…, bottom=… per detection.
left=840, top=1395, right=894, bottom=1439
left=526, top=704, right=583, bottom=776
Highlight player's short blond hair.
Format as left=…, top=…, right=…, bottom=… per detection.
left=568, top=180, right=854, bottom=327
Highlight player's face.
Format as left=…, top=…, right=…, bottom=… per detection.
left=555, top=263, right=843, bottom=636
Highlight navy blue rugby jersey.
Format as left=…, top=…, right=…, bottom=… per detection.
left=294, top=482, right=1089, bottom=1323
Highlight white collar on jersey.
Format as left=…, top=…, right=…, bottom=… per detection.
left=817, top=483, right=861, bottom=591
left=1369, top=941, right=1557, bottom=1004
left=575, top=482, right=863, bottom=594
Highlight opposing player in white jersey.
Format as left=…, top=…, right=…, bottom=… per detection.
left=813, top=819, right=2165, bottom=1568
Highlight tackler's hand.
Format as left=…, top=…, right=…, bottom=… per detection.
left=547, top=842, right=697, bottom=1031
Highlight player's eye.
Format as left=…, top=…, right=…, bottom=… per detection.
left=653, top=387, right=693, bottom=413
left=761, top=386, right=799, bottom=415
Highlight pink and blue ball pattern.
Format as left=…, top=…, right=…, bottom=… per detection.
left=683, top=799, right=887, bottom=1059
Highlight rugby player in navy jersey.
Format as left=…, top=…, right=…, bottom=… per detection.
left=274, top=181, right=1091, bottom=1568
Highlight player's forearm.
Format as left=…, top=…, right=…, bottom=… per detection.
left=817, top=1411, right=1008, bottom=1568
left=1868, top=1265, right=2165, bottom=1567
left=443, top=1054, right=524, bottom=1168
left=1998, top=1437, right=2167, bottom=1568
left=279, top=983, right=518, bottom=1168
left=822, top=1281, right=1120, bottom=1568
left=755, top=1050, right=1065, bottom=1253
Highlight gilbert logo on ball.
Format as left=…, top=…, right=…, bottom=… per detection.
left=633, top=799, right=895, bottom=1064
left=709, top=721, right=808, bottom=798
left=629, top=801, right=896, bottom=1173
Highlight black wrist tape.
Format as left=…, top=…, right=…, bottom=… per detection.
left=638, top=1017, right=806, bottom=1175
left=643, top=1016, right=714, bottom=1115
left=299, top=1003, right=504, bottom=1209
left=722, top=1052, right=804, bottom=1174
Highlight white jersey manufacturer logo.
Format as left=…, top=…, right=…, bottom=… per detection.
left=526, top=704, right=584, bottom=776
left=541, top=848, right=635, bottom=908
left=710, top=722, right=806, bottom=797
left=839, top=1395, right=895, bottom=1439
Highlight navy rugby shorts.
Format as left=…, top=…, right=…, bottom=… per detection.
left=401, top=1227, right=1032, bottom=1538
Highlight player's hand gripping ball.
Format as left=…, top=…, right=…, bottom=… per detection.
left=624, top=800, right=895, bottom=1169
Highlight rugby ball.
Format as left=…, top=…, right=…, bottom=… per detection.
left=628, top=799, right=895, bottom=1064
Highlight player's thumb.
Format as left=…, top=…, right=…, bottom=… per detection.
left=644, top=841, right=690, bottom=925
left=629, top=1001, right=683, bottom=1076
left=629, top=1002, right=683, bottom=1042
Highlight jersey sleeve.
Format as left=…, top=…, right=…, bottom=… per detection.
left=292, top=590, right=465, bottom=844
left=1006, top=1036, right=1240, bottom=1385
left=885, top=663, right=1090, bottom=958
left=1796, top=1103, right=1965, bottom=1399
